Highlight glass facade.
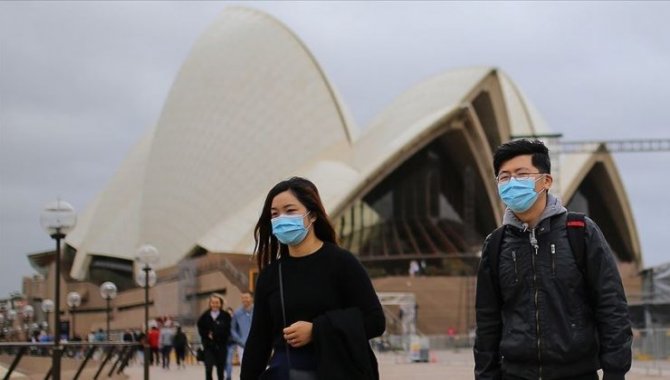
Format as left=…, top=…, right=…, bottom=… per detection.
left=336, top=133, right=497, bottom=276
left=566, top=162, right=634, bottom=262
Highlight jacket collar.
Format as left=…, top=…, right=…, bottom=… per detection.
left=502, top=193, right=567, bottom=232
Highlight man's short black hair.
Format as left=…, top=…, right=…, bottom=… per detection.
left=493, top=139, right=551, bottom=176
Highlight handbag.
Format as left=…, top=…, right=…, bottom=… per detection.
left=279, top=262, right=318, bottom=380
left=289, top=368, right=318, bottom=380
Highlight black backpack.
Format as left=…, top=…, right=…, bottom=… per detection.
left=485, top=212, right=587, bottom=289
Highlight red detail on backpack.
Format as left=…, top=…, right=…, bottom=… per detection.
left=567, top=220, right=585, bottom=228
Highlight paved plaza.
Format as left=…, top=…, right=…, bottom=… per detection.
left=120, top=350, right=668, bottom=380
left=2, top=349, right=667, bottom=379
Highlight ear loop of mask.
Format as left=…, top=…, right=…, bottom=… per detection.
left=538, top=174, right=549, bottom=195
left=304, top=211, right=315, bottom=230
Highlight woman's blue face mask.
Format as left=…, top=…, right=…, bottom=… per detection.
left=271, top=212, right=312, bottom=246
left=497, top=176, right=546, bottom=213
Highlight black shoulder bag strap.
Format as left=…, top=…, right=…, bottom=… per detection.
left=278, top=261, right=293, bottom=369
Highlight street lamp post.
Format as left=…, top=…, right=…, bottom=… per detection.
left=23, top=305, right=34, bottom=341
left=40, top=199, right=76, bottom=380
left=41, top=299, right=54, bottom=336
left=0, top=313, right=4, bottom=342
left=136, top=244, right=159, bottom=380
left=6, top=309, right=16, bottom=340
left=99, top=282, right=117, bottom=341
left=66, top=292, right=81, bottom=340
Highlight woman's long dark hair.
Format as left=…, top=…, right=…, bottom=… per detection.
left=253, top=177, right=338, bottom=270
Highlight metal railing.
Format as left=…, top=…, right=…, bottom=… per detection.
left=0, top=341, right=139, bottom=380
left=633, top=327, right=670, bottom=376
left=371, top=328, right=669, bottom=374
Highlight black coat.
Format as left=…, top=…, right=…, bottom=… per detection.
left=312, top=308, right=378, bottom=380
left=474, top=212, right=632, bottom=380
left=197, top=309, right=231, bottom=352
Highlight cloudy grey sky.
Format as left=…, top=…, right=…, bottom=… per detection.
left=1, top=1, right=668, bottom=296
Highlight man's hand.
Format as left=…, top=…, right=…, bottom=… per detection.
left=283, top=321, right=312, bottom=348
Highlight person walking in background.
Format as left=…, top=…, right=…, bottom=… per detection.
left=159, top=321, right=175, bottom=369
left=474, top=139, right=632, bottom=380
left=197, top=293, right=231, bottom=380
left=173, top=325, right=188, bottom=369
left=240, top=177, right=385, bottom=380
left=121, top=329, right=134, bottom=343
left=122, top=329, right=133, bottom=344
left=147, top=325, right=160, bottom=366
left=94, top=328, right=106, bottom=342
left=231, top=291, right=254, bottom=363
left=122, top=329, right=135, bottom=364
left=134, top=329, right=146, bottom=366
left=408, top=259, right=420, bottom=277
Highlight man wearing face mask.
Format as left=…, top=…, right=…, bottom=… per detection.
left=474, top=139, right=632, bottom=380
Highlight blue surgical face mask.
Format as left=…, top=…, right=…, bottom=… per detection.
left=271, top=212, right=312, bottom=246
left=498, top=176, right=546, bottom=213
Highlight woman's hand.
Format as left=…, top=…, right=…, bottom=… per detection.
left=283, top=321, right=312, bottom=348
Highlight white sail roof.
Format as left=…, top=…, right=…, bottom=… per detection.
left=67, top=6, right=640, bottom=279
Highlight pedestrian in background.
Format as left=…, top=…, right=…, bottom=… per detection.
left=231, top=291, right=254, bottom=363
left=197, top=293, right=231, bottom=380
left=147, top=325, right=160, bottom=366
left=159, top=321, right=175, bottom=369
left=173, top=325, right=188, bottom=369
left=122, top=329, right=134, bottom=364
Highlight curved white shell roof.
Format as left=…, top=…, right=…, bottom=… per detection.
left=66, top=7, right=640, bottom=279
left=67, top=7, right=354, bottom=277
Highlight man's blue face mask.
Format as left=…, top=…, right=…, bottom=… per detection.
left=497, top=176, right=546, bottom=213
left=271, top=212, right=311, bottom=246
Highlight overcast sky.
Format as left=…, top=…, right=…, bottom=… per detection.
left=1, top=1, right=668, bottom=296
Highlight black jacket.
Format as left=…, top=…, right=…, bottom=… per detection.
left=197, top=309, right=232, bottom=352
left=475, top=205, right=632, bottom=380
left=173, top=331, right=187, bottom=349
left=312, top=308, right=378, bottom=380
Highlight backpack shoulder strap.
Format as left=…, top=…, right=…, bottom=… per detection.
left=486, top=224, right=507, bottom=283
left=566, top=212, right=587, bottom=275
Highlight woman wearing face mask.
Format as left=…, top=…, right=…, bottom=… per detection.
left=240, top=177, right=385, bottom=380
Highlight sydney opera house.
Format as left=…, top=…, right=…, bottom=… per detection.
left=20, top=7, right=642, bottom=337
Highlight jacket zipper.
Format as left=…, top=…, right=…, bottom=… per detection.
left=530, top=229, right=543, bottom=380
left=550, top=243, right=556, bottom=276
left=512, top=251, right=519, bottom=282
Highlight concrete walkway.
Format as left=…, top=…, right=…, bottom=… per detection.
left=122, top=350, right=668, bottom=380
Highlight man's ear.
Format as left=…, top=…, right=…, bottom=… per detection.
left=543, top=174, right=554, bottom=190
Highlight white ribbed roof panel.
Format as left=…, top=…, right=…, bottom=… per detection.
left=499, top=71, right=550, bottom=137
left=350, top=68, right=491, bottom=180
left=135, top=7, right=352, bottom=269
left=67, top=7, right=353, bottom=277
left=66, top=129, right=154, bottom=278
